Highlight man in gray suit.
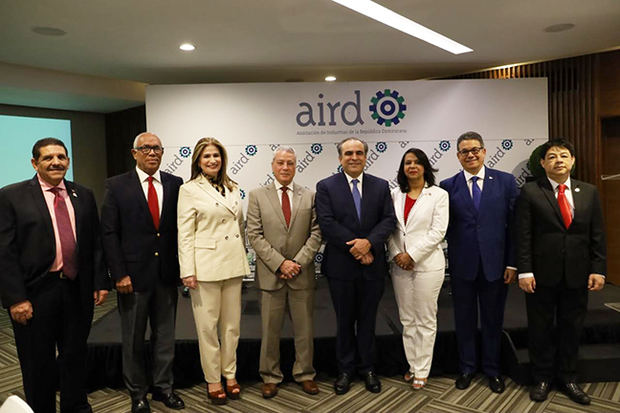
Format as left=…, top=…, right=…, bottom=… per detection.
left=246, top=147, right=322, bottom=399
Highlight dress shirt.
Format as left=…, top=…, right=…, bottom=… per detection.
left=275, top=181, right=293, bottom=211
left=463, top=166, right=485, bottom=197
left=344, top=172, right=364, bottom=197
left=135, top=167, right=163, bottom=218
left=38, top=175, right=76, bottom=272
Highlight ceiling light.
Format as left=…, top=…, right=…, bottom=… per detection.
left=544, top=23, right=575, bottom=33
left=31, top=26, right=66, bottom=36
left=179, top=43, right=196, bottom=51
left=325, top=75, right=337, bottom=82
left=330, top=0, right=472, bottom=55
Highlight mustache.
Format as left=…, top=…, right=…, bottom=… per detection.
left=47, top=166, right=66, bottom=171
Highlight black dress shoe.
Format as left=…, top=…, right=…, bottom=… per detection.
left=334, top=372, right=352, bottom=395
left=364, top=371, right=381, bottom=393
left=152, top=391, right=185, bottom=409
left=530, top=381, right=551, bottom=402
left=455, top=372, right=475, bottom=390
left=561, top=382, right=591, bottom=405
left=131, top=398, right=151, bottom=413
left=488, top=376, right=505, bottom=393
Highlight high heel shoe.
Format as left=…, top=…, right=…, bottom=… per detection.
left=207, top=383, right=227, bottom=405
left=226, top=380, right=241, bottom=400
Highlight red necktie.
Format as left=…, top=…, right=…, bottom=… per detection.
left=281, top=186, right=291, bottom=227
left=557, top=184, right=572, bottom=229
left=147, top=176, right=160, bottom=229
left=50, top=187, right=77, bottom=279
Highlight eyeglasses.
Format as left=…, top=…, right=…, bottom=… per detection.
left=457, top=147, right=483, bottom=156
left=134, top=145, right=164, bottom=154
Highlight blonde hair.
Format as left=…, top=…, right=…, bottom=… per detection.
left=190, top=137, right=236, bottom=191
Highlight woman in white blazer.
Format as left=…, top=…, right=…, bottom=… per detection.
left=178, top=137, right=250, bottom=404
left=388, top=148, right=449, bottom=390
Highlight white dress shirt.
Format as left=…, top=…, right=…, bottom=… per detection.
left=344, top=172, right=364, bottom=197
left=275, top=181, right=293, bottom=211
left=135, top=167, right=163, bottom=218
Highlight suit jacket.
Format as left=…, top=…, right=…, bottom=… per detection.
left=515, top=177, right=606, bottom=288
left=440, top=168, right=518, bottom=282
left=246, top=182, right=322, bottom=291
left=315, top=172, right=396, bottom=281
left=387, top=185, right=449, bottom=273
left=0, top=176, right=108, bottom=309
left=177, top=175, right=250, bottom=282
left=101, top=169, right=183, bottom=292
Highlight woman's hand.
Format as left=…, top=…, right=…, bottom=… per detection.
left=182, top=275, right=198, bottom=289
left=394, top=252, right=414, bottom=271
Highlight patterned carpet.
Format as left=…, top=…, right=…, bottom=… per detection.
left=1, top=292, right=620, bottom=412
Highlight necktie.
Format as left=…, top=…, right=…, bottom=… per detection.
left=147, top=176, right=160, bottom=229
left=281, top=186, right=291, bottom=227
left=471, top=176, right=481, bottom=210
left=50, top=187, right=77, bottom=279
left=557, top=184, right=572, bottom=228
left=351, top=179, right=362, bottom=220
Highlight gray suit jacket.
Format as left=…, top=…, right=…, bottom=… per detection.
left=246, top=182, right=322, bottom=291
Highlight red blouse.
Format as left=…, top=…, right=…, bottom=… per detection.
left=404, top=195, right=416, bottom=224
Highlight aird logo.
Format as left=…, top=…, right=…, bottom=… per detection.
left=369, top=89, right=407, bottom=127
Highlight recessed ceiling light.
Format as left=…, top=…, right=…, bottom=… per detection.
left=325, top=75, right=337, bottom=82
left=179, top=43, right=196, bottom=51
left=330, top=0, right=472, bottom=55
left=31, top=26, right=66, bottom=36
left=543, top=23, right=575, bottom=33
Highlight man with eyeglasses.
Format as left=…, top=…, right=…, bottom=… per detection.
left=101, top=132, right=185, bottom=413
left=440, top=131, right=518, bottom=394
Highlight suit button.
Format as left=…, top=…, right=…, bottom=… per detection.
left=222, top=219, right=226, bottom=223
left=235, top=234, right=239, bottom=238
left=156, top=232, right=160, bottom=237
left=154, top=252, right=159, bottom=257
left=215, top=203, right=219, bottom=207
left=225, top=236, right=229, bottom=240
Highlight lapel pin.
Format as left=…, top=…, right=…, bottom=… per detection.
left=489, top=176, right=494, bottom=180
left=575, top=187, right=580, bottom=193
left=71, top=189, right=78, bottom=198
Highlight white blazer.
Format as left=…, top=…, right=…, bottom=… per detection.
left=388, top=184, right=449, bottom=273
left=177, top=175, right=250, bottom=282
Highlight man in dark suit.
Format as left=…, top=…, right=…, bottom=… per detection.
left=440, top=131, right=518, bottom=393
left=516, top=138, right=605, bottom=405
left=0, top=138, right=109, bottom=413
left=101, top=132, right=184, bottom=413
left=315, top=138, right=396, bottom=395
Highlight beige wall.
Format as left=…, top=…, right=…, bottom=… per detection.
left=0, top=104, right=107, bottom=206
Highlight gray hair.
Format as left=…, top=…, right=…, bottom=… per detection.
left=133, top=132, right=161, bottom=148
left=272, top=146, right=296, bottom=161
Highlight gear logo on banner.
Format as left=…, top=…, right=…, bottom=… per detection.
left=439, top=140, right=451, bottom=152
left=375, top=142, right=388, bottom=153
left=245, top=145, right=258, bottom=156
left=501, top=139, right=514, bottom=150
left=369, top=89, right=407, bottom=127
left=310, top=143, right=323, bottom=155
left=179, top=146, right=191, bottom=158
left=239, top=188, right=246, bottom=199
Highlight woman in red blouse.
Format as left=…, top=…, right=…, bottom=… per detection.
left=387, top=148, right=449, bottom=389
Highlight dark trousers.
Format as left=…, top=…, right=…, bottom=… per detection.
left=11, top=274, right=92, bottom=413
left=451, top=268, right=507, bottom=377
left=117, top=281, right=178, bottom=400
left=327, top=276, right=385, bottom=375
left=525, top=282, right=587, bottom=383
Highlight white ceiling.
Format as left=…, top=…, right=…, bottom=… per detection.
left=0, top=0, right=619, bottom=112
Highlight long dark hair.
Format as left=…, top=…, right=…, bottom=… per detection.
left=396, top=148, right=438, bottom=192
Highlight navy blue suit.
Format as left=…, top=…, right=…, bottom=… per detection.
left=440, top=167, right=518, bottom=376
left=316, top=172, right=396, bottom=374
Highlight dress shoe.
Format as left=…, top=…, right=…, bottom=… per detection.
left=262, top=383, right=278, bottom=399
left=561, top=382, right=591, bottom=405
left=364, top=371, right=381, bottom=393
left=455, top=372, right=475, bottom=390
left=152, top=391, right=185, bottom=409
left=334, top=372, right=352, bottom=395
left=488, top=376, right=505, bottom=394
left=301, top=380, right=319, bottom=395
left=131, top=398, right=151, bottom=413
left=529, top=381, right=551, bottom=402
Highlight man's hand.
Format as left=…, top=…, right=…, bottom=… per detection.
left=279, top=260, right=302, bottom=279
left=588, top=274, right=605, bottom=291
left=182, top=275, right=198, bottom=290
left=519, top=276, right=536, bottom=294
left=359, top=252, right=374, bottom=266
left=94, top=290, right=109, bottom=306
left=116, top=275, right=133, bottom=294
left=346, top=238, right=371, bottom=260
left=394, top=253, right=414, bottom=271
left=504, top=268, right=517, bottom=284
left=10, top=300, right=33, bottom=325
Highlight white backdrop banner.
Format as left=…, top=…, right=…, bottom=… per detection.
left=146, top=79, right=548, bottom=206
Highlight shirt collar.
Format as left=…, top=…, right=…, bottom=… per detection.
left=547, top=176, right=571, bottom=191
left=37, top=174, right=67, bottom=192
left=463, top=166, right=485, bottom=182
left=275, top=181, right=294, bottom=191
left=135, top=166, right=161, bottom=183
left=344, top=171, right=363, bottom=185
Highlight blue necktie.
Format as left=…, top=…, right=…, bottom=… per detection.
left=351, top=179, right=362, bottom=220
left=471, top=176, right=481, bottom=210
